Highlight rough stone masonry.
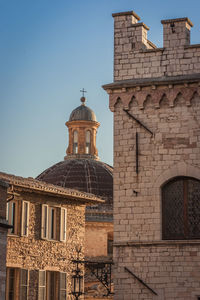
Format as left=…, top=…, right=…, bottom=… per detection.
left=103, top=11, right=200, bottom=300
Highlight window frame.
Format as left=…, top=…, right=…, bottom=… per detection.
left=6, top=267, right=29, bottom=300
left=41, top=205, right=67, bottom=241
left=38, top=271, right=67, bottom=300
left=162, top=176, right=200, bottom=240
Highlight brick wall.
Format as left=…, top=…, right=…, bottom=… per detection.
left=103, top=10, right=200, bottom=300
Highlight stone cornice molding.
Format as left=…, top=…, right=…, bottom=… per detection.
left=114, top=240, right=200, bottom=247
left=103, top=73, right=200, bottom=90
left=106, top=85, right=199, bottom=112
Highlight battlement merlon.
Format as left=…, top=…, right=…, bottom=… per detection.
left=161, top=18, right=193, bottom=48
left=109, top=10, right=200, bottom=82
left=112, top=11, right=193, bottom=52
left=112, top=11, right=153, bottom=52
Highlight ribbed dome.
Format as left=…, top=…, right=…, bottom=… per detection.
left=36, top=159, right=113, bottom=205
left=69, top=105, right=97, bottom=122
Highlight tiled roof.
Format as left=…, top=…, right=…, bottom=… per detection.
left=0, top=171, right=103, bottom=204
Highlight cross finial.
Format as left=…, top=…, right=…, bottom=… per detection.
left=80, top=88, right=87, bottom=97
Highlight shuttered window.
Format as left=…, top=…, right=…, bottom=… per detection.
left=38, top=271, right=67, bottom=300
left=6, top=268, right=16, bottom=300
left=6, top=268, right=28, bottom=300
left=7, top=200, right=30, bottom=236
left=41, top=205, right=67, bottom=242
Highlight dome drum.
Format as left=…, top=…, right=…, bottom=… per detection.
left=66, top=120, right=100, bottom=160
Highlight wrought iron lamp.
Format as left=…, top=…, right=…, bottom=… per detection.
left=71, top=247, right=84, bottom=300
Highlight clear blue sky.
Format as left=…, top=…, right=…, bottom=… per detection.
left=1, top=0, right=200, bottom=178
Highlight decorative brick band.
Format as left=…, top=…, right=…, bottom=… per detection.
left=108, top=86, right=199, bottom=111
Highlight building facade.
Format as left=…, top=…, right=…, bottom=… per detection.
left=103, top=11, right=200, bottom=300
left=0, top=172, right=102, bottom=300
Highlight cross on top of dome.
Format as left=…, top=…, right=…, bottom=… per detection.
left=80, top=88, right=87, bottom=105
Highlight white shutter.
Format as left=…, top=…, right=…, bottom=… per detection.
left=20, top=269, right=29, bottom=300
left=59, top=272, right=67, bottom=300
left=41, top=205, right=48, bottom=239
left=38, top=270, right=46, bottom=300
left=60, top=208, right=67, bottom=242
left=21, top=201, right=29, bottom=237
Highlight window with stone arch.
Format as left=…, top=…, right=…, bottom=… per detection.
left=162, top=176, right=200, bottom=240
left=73, top=130, right=78, bottom=154
left=85, top=130, right=91, bottom=154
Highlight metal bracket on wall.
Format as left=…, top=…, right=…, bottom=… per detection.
left=124, top=266, right=158, bottom=296
left=123, top=109, right=153, bottom=136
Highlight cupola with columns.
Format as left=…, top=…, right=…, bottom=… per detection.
left=65, top=92, right=100, bottom=161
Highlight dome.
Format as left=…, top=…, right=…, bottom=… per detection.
left=69, top=104, right=97, bottom=122
left=36, top=159, right=113, bottom=206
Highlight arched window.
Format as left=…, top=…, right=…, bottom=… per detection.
left=73, top=130, right=78, bottom=154
left=85, top=130, right=91, bottom=154
left=162, top=177, right=200, bottom=240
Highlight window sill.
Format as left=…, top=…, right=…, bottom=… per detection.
left=41, top=237, right=66, bottom=243
left=7, top=234, right=20, bottom=238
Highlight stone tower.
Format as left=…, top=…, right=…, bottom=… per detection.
left=103, top=11, right=200, bottom=300
left=65, top=96, right=100, bottom=160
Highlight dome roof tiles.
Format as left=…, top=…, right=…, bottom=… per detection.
left=69, top=104, right=97, bottom=122
left=36, top=159, right=113, bottom=206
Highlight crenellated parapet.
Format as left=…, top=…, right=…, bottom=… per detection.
left=112, top=11, right=200, bottom=81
